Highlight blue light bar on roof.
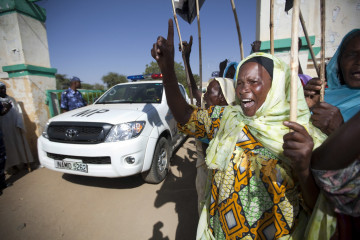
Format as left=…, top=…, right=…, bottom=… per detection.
left=127, top=73, right=163, bottom=81
left=143, top=74, right=152, bottom=80
left=127, top=75, right=144, bottom=81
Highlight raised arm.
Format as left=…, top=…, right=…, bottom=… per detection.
left=151, top=19, right=194, bottom=125
left=180, top=35, right=202, bottom=105
left=312, top=111, right=360, bottom=170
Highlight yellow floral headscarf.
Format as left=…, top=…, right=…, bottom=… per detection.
left=205, top=52, right=327, bottom=170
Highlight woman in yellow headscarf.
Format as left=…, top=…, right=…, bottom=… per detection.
left=151, top=19, right=327, bottom=240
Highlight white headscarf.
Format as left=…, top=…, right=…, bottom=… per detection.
left=207, top=77, right=236, bottom=106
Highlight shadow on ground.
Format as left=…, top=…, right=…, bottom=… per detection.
left=152, top=139, right=199, bottom=240
left=62, top=173, right=144, bottom=189
left=148, top=221, right=170, bottom=240
left=5, top=163, right=39, bottom=185
left=6, top=169, right=29, bottom=185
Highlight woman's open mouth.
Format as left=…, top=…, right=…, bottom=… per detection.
left=351, top=71, right=360, bottom=79
left=241, top=98, right=255, bottom=108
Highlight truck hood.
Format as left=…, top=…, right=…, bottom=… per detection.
left=49, top=104, right=161, bottom=124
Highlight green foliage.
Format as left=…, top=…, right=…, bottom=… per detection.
left=93, top=83, right=105, bottom=91
left=54, top=90, right=104, bottom=111
left=81, top=91, right=105, bottom=105
left=81, top=83, right=94, bottom=89
left=101, top=72, right=127, bottom=88
left=144, top=62, right=161, bottom=75
left=56, top=73, right=106, bottom=90
left=144, top=61, right=200, bottom=93
left=79, top=83, right=106, bottom=90
left=55, top=74, right=70, bottom=89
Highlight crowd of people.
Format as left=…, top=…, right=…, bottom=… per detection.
left=0, top=13, right=358, bottom=239
left=151, top=19, right=359, bottom=239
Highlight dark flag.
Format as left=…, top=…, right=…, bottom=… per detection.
left=285, top=0, right=294, bottom=13
left=174, top=0, right=205, bottom=24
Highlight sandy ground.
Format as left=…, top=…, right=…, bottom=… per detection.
left=0, top=138, right=199, bottom=240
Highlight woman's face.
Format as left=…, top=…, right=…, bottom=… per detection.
left=236, top=62, right=272, bottom=116
left=204, top=80, right=226, bottom=108
left=340, top=35, right=360, bottom=88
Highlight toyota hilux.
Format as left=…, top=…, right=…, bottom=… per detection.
left=38, top=80, right=189, bottom=183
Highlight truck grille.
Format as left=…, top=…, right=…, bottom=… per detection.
left=47, top=152, right=111, bottom=164
left=47, top=122, right=113, bottom=144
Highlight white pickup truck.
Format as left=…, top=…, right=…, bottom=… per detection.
left=38, top=80, right=189, bottom=183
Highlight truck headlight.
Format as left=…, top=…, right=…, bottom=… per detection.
left=42, top=122, right=50, bottom=139
left=105, top=121, right=145, bottom=142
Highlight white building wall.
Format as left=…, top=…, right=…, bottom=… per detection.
left=17, top=13, right=51, bottom=67
left=256, top=0, right=360, bottom=76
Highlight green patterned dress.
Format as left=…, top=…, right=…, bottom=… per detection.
left=179, top=106, right=303, bottom=240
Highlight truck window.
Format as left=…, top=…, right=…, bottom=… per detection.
left=96, top=83, right=163, bottom=104
left=178, top=85, right=186, bottom=99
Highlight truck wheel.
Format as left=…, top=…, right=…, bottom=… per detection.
left=142, top=137, right=170, bottom=184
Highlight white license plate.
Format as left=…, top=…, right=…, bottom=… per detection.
left=54, top=160, right=88, bottom=173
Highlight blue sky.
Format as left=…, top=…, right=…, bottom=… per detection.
left=37, top=0, right=257, bottom=85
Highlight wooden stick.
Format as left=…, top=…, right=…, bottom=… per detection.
left=299, top=10, right=320, bottom=77
left=171, top=0, right=183, bottom=51
left=230, top=0, right=244, bottom=60
left=171, top=0, right=194, bottom=104
left=289, top=0, right=300, bottom=123
left=320, top=0, right=326, bottom=102
left=196, top=0, right=203, bottom=100
left=270, top=0, right=275, bottom=55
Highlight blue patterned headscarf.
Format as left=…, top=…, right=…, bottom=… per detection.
left=325, top=29, right=360, bottom=122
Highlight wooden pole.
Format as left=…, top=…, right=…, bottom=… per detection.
left=270, top=0, right=275, bottom=55
left=230, top=0, right=244, bottom=60
left=299, top=11, right=320, bottom=76
left=196, top=0, right=202, bottom=97
left=289, top=0, right=300, bottom=123
left=320, top=0, right=326, bottom=102
left=171, top=0, right=194, bottom=104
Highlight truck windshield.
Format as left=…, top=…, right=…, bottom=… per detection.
left=95, top=83, right=163, bottom=104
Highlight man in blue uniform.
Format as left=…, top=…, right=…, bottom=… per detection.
left=60, top=76, right=87, bottom=112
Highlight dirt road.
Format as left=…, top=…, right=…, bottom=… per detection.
left=0, top=138, right=199, bottom=240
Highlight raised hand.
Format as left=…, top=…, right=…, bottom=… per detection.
left=311, top=102, right=344, bottom=135
left=179, top=35, right=193, bottom=60
left=150, top=19, right=193, bottom=125
left=251, top=40, right=262, bottom=53
left=151, top=19, right=175, bottom=74
left=304, top=77, right=322, bottom=108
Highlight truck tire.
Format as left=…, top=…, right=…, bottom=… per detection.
left=142, top=137, right=170, bottom=184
